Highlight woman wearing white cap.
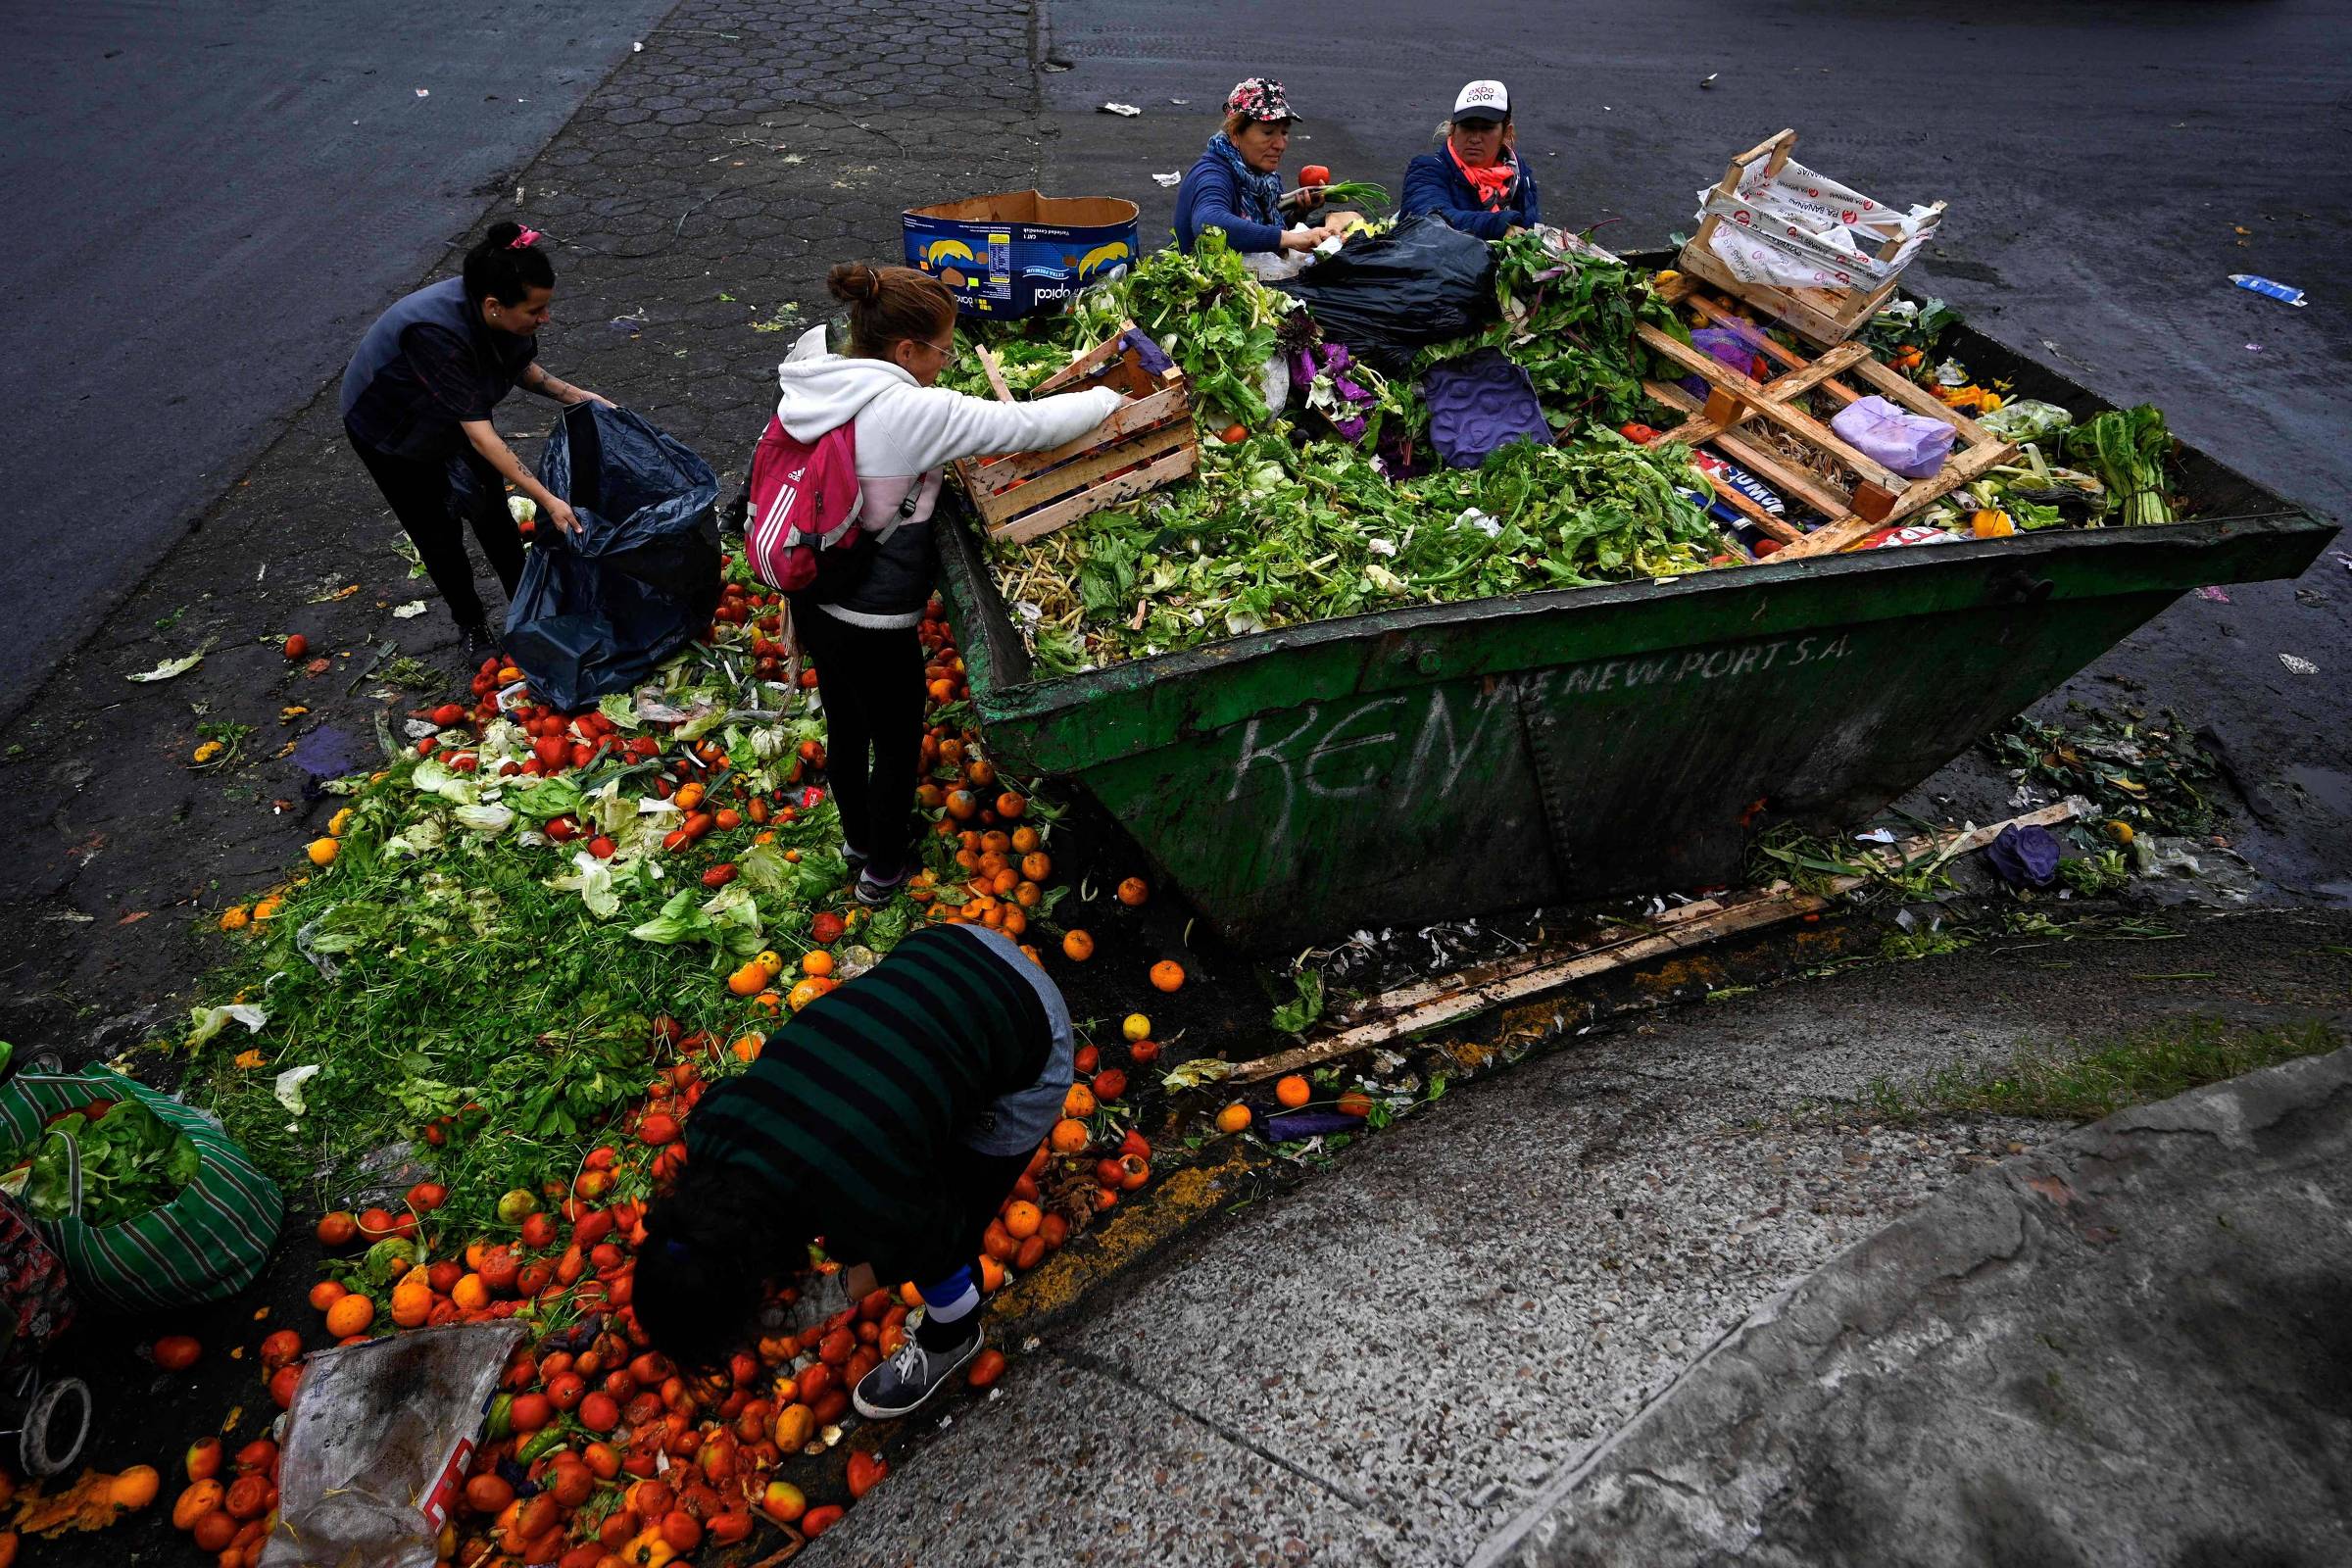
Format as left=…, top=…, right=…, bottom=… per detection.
left=1400, top=80, right=1541, bottom=240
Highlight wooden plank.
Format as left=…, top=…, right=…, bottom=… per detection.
left=1227, top=803, right=2084, bottom=1083
left=1721, top=128, right=1796, bottom=190
left=1770, top=514, right=1879, bottom=560
left=1657, top=343, right=1864, bottom=447
left=1678, top=243, right=1894, bottom=347
left=1772, top=341, right=1871, bottom=399
left=1235, top=892, right=1835, bottom=1082
left=1851, top=358, right=1996, bottom=447
left=1642, top=322, right=1766, bottom=396
left=1032, top=323, right=1132, bottom=395
left=1323, top=889, right=1775, bottom=1028
left=975, top=343, right=1014, bottom=406
left=973, top=422, right=1193, bottom=517
left=972, top=382, right=1191, bottom=492
left=1643, top=379, right=1858, bottom=521
left=1699, top=472, right=1804, bottom=544
left=1880, top=437, right=2015, bottom=524
left=988, top=446, right=1198, bottom=545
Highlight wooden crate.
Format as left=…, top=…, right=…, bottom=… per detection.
left=1676, top=129, right=1944, bottom=347
left=1642, top=276, right=2013, bottom=560
left=953, top=322, right=1197, bottom=545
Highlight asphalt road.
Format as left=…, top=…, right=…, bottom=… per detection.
left=0, top=0, right=674, bottom=720
left=1037, top=0, right=2352, bottom=892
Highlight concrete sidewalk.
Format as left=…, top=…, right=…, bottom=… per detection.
left=1478, top=1043, right=2352, bottom=1568
left=816, top=917, right=2350, bottom=1566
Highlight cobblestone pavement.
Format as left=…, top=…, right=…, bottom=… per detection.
left=0, top=0, right=1050, bottom=1053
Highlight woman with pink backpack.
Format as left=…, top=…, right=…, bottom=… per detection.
left=764, top=264, right=1117, bottom=905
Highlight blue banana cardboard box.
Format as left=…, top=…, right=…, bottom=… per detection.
left=904, top=191, right=1139, bottom=318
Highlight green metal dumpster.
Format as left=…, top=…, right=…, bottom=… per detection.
left=937, top=304, right=2339, bottom=949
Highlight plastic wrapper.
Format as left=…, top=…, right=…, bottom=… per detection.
left=504, top=403, right=722, bottom=711
left=260, top=1322, right=528, bottom=1568
left=1419, top=348, right=1550, bottom=466
left=1275, top=215, right=1496, bottom=377
left=1830, top=394, right=1956, bottom=480
left=1979, top=398, right=2073, bottom=444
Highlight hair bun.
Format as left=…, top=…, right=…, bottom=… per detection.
left=826, top=263, right=883, bottom=306
left=484, top=220, right=524, bottom=249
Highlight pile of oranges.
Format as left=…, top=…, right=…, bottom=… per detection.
left=163, top=560, right=1224, bottom=1567
left=152, top=997, right=1165, bottom=1568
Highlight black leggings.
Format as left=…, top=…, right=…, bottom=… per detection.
left=349, top=433, right=524, bottom=629
left=793, top=606, right=924, bottom=879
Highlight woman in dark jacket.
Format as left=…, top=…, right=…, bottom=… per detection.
left=340, top=222, right=611, bottom=661
left=1172, top=76, right=1360, bottom=256
left=1400, top=79, right=1541, bottom=241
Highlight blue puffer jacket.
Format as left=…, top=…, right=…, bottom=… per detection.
left=1173, top=149, right=1288, bottom=255
left=1400, top=149, right=1540, bottom=241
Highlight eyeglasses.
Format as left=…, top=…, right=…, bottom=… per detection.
left=913, top=336, right=958, bottom=364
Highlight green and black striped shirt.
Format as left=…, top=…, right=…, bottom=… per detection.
left=686, top=925, right=1050, bottom=1281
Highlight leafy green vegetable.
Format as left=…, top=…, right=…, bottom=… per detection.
left=1271, top=970, right=1326, bottom=1035
left=996, top=429, right=1714, bottom=667
left=1412, top=233, right=1690, bottom=437
left=2, top=1096, right=200, bottom=1225
left=1313, top=181, right=1392, bottom=214
left=1860, top=295, right=1961, bottom=361
left=2065, top=407, right=2177, bottom=526
left=1079, top=230, right=1298, bottom=425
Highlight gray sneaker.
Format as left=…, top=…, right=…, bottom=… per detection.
left=852, top=1323, right=981, bottom=1418
left=854, top=863, right=909, bottom=906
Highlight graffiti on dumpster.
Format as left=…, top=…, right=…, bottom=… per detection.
left=1221, top=632, right=1858, bottom=858
left=1226, top=682, right=1516, bottom=855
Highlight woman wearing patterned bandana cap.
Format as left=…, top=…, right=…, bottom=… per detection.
left=1172, top=76, right=1364, bottom=255
left=1400, top=79, right=1542, bottom=241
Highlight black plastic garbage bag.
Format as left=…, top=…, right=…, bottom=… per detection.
left=504, top=404, right=721, bottom=710
left=1275, top=216, right=1498, bottom=378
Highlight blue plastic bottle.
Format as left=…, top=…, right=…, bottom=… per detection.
left=2230, top=273, right=2306, bottom=307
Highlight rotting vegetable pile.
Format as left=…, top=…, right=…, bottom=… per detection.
left=66, top=545, right=1421, bottom=1568
left=947, top=225, right=2196, bottom=675
left=10, top=221, right=2225, bottom=1568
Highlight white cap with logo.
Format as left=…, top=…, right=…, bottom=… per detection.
left=1451, top=80, right=1509, bottom=121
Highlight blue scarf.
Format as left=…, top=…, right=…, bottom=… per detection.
left=1205, top=132, right=1285, bottom=228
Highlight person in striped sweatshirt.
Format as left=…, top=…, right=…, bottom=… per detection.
left=633, top=921, right=1072, bottom=1417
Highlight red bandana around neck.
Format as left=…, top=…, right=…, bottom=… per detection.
left=1450, top=142, right=1516, bottom=209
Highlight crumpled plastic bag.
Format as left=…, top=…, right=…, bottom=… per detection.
left=260, top=1322, right=528, bottom=1568
left=1679, top=323, right=1771, bottom=398
left=1984, top=823, right=2061, bottom=889
left=1979, top=398, right=2073, bottom=444
left=503, top=404, right=721, bottom=712
left=1275, top=215, right=1497, bottom=377
left=1830, top=394, right=1956, bottom=480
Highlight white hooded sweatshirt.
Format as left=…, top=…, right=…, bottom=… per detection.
left=773, top=325, right=1120, bottom=627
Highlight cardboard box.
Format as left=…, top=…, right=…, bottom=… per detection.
left=903, top=191, right=1140, bottom=318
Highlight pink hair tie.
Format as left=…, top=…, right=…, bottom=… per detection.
left=509, top=226, right=542, bottom=249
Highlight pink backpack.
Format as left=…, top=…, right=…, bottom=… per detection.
left=743, top=415, right=862, bottom=593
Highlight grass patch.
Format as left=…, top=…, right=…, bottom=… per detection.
left=1862, top=1016, right=2343, bottom=1125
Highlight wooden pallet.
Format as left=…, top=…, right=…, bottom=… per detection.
left=1642, top=278, right=2012, bottom=560
left=1676, top=129, right=1944, bottom=347
left=953, top=322, right=1197, bottom=545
